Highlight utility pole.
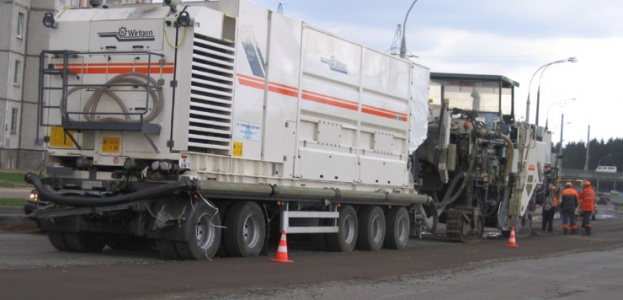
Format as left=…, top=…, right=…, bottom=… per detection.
left=584, top=125, right=590, bottom=171
left=558, top=114, right=565, bottom=176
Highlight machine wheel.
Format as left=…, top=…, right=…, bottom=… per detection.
left=175, top=199, right=222, bottom=260
left=384, top=206, right=410, bottom=249
left=157, top=239, right=181, bottom=259
left=63, top=232, right=107, bottom=252
left=357, top=206, right=386, bottom=251
left=326, top=205, right=358, bottom=252
left=215, top=201, right=232, bottom=257
left=107, top=236, right=155, bottom=251
left=223, top=201, right=266, bottom=257
left=311, top=231, right=329, bottom=251
left=295, top=217, right=328, bottom=251
left=446, top=208, right=484, bottom=243
left=48, top=231, right=70, bottom=251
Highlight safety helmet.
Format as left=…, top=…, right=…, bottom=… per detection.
left=584, top=180, right=591, bottom=187
left=565, top=182, right=572, bottom=188
left=551, top=185, right=556, bottom=190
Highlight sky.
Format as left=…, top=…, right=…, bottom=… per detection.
left=246, top=0, right=623, bottom=145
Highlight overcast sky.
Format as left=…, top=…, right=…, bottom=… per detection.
left=248, top=0, right=623, bottom=145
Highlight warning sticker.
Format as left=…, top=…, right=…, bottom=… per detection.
left=49, top=126, right=75, bottom=148
left=102, top=137, right=121, bottom=153
left=180, top=155, right=191, bottom=169
left=233, top=142, right=243, bottom=157
left=234, top=121, right=261, bottom=142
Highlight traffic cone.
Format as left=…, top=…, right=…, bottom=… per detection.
left=270, top=231, right=294, bottom=263
left=505, top=226, right=518, bottom=247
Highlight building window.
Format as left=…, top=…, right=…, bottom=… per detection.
left=13, top=59, right=21, bottom=86
left=10, top=108, right=18, bottom=135
left=17, top=12, right=25, bottom=39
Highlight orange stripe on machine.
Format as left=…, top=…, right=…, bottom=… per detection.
left=237, top=74, right=407, bottom=122
left=53, top=62, right=175, bottom=74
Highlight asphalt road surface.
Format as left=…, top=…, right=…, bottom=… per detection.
left=1, top=205, right=622, bottom=300
left=0, top=188, right=31, bottom=199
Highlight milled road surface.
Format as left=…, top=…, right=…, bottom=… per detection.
left=1, top=205, right=622, bottom=300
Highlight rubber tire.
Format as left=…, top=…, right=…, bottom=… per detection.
left=310, top=218, right=329, bottom=251
left=107, top=236, right=155, bottom=251
left=48, top=231, right=70, bottom=251
left=384, top=206, right=410, bottom=249
left=63, top=232, right=107, bottom=252
left=223, top=201, right=266, bottom=257
left=157, top=239, right=181, bottom=260
left=357, top=206, right=386, bottom=251
left=216, top=201, right=232, bottom=257
left=175, top=199, right=222, bottom=260
left=326, top=205, right=358, bottom=252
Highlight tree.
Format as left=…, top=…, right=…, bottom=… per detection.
left=562, top=138, right=623, bottom=171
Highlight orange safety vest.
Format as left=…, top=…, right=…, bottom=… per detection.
left=579, top=186, right=595, bottom=212
left=560, top=187, right=579, bottom=212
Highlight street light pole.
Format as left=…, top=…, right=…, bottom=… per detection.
left=598, top=153, right=612, bottom=167
left=545, top=98, right=576, bottom=130
left=399, top=0, right=419, bottom=59
left=525, top=57, right=577, bottom=125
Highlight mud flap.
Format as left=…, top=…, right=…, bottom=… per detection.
left=146, top=198, right=193, bottom=241
left=497, top=187, right=511, bottom=230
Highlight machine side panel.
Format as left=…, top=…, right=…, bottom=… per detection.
left=296, top=26, right=362, bottom=184
left=228, top=3, right=269, bottom=161
left=261, top=13, right=302, bottom=177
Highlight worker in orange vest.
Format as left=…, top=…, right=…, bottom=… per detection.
left=560, top=182, right=580, bottom=235
left=579, top=180, right=596, bottom=235
left=541, top=185, right=558, bottom=233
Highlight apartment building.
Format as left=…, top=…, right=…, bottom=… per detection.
left=0, top=0, right=106, bottom=169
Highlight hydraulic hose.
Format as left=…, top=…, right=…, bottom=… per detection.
left=24, top=173, right=195, bottom=207
left=438, top=171, right=465, bottom=207
left=498, top=134, right=515, bottom=183
left=439, top=139, right=479, bottom=206
left=60, top=72, right=164, bottom=123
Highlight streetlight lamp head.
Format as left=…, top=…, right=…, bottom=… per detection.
left=568, top=57, right=578, bottom=63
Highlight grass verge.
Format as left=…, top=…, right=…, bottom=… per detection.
left=0, top=198, right=26, bottom=207
left=0, top=172, right=31, bottom=188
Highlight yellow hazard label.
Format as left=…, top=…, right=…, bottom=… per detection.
left=49, top=126, right=75, bottom=148
left=101, top=137, right=121, bottom=153
left=233, top=141, right=243, bottom=157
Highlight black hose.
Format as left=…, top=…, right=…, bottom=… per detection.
left=440, top=139, right=479, bottom=206
left=439, top=171, right=465, bottom=206
left=24, top=173, right=196, bottom=207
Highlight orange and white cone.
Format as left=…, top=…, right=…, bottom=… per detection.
left=505, top=226, right=518, bottom=247
left=270, top=230, right=294, bottom=263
